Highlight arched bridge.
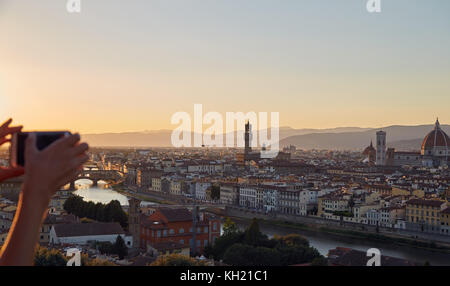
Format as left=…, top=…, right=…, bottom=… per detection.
left=70, top=170, right=124, bottom=189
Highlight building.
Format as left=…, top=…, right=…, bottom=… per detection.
left=421, top=119, right=449, bottom=167
left=140, top=208, right=221, bottom=255
left=49, top=222, right=132, bottom=247
left=382, top=119, right=449, bottom=168
left=237, top=121, right=261, bottom=165
left=219, top=184, right=239, bottom=205
left=128, top=197, right=141, bottom=248
left=440, top=207, right=450, bottom=236
left=239, top=186, right=257, bottom=209
left=376, top=131, right=386, bottom=166
left=146, top=241, right=190, bottom=257
left=405, top=199, right=447, bottom=233
left=362, top=141, right=376, bottom=165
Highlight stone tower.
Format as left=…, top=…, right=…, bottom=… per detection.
left=128, top=197, right=141, bottom=248
left=244, top=121, right=252, bottom=155
left=376, top=131, right=386, bottom=166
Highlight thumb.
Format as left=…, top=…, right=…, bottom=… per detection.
left=25, top=133, right=38, bottom=157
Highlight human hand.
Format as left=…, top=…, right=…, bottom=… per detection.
left=22, top=133, right=89, bottom=209
left=0, top=118, right=24, bottom=181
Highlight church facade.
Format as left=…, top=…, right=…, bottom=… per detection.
left=363, top=119, right=449, bottom=168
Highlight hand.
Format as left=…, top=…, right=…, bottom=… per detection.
left=0, top=119, right=24, bottom=181
left=22, top=133, right=89, bottom=209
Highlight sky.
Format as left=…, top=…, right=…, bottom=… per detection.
left=0, top=0, right=449, bottom=134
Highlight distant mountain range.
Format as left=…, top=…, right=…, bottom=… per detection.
left=81, top=124, right=450, bottom=151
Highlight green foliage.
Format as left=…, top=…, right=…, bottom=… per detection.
left=96, top=236, right=128, bottom=259
left=114, top=235, right=128, bottom=259
left=274, top=234, right=309, bottom=247
left=210, top=185, right=220, bottom=201
left=64, top=195, right=128, bottom=229
left=34, top=246, right=67, bottom=266
left=150, top=254, right=206, bottom=266
left=311, top=256, right=328, bottom=266
left=204, top=231, right=244, bottom=259
left=222, top=218, right=238, bottom=236
left=80, top=217, right=95, bottom=223
left=207, top=218, right=324, bottom=266
left=34, top=246, right=117, bottom=266
left=244, top=218, right=266, bottom=246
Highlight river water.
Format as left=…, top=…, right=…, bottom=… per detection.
left=233, top=218, right=450, bottom=266
left=73, top=179, right=155, bottom=207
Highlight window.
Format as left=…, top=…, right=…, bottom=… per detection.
left=213, top=222, right=217, bottom=231
left=179, top=228, right=184, bottom=234
left=169, top=229, right=175, bottom=235
left=157, top=230, right=161, bottom=237
left=180, top=239, right=184, bottom=244
left=163, top=230, right=167, bottom=237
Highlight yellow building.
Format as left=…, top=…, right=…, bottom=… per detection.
left=406, top=199, right=447, bottom=233
left=440, top=207, right=450, bottom=236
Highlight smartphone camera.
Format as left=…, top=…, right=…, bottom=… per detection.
left=10, top=131, right=71, bottom=167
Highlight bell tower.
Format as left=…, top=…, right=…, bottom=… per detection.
left=128, top=197, right=141, bottom=248
left=376, top=131, right=386, bottom=166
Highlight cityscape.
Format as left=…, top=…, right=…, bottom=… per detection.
left=0, top=119, right=449, bottom=266
left=0, top=0, right=449, bottom=272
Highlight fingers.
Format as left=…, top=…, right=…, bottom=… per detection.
left=55, top=169, right=83, bottom=190
left=0, top=166, right=25, bottom=181
left=25, top=133, right=38, bottom=157
left=0, top=118, right=12, bottom=129
left=7, top=126, right=23, bottom=134
left=0, top=138, right=10, bottom=146
left=0, top=118, right=22, bottom=138
left=71, top=142, right=89, bottom=156
left=72, top=153, right=90, bottom=169
left=58, top=133, right=81, bottom=148
left=55, top=155, right=89, bottom=187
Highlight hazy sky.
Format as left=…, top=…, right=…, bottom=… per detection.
left=0, top=0, right=449, bottom=133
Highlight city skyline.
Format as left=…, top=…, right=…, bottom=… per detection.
left=1, top=0, right=450, bottom=133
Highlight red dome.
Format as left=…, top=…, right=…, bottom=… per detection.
left=421, top=119, right=449, bottom=150
left=363, top=141, right=376, bottom=155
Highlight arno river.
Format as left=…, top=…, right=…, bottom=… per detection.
left=74, top=179, right=450, bottom=266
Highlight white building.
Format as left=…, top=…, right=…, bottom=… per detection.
left=239, top=186, right=257, bottom=209
left=49, top=222, right=132, bottom=248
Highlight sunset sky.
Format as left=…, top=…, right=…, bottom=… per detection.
left=0, top=0, right=449, bottom=134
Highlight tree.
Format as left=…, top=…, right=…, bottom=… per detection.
left=150, top=254, right=206, bottom=266
left=311, top=256, right=328, bottom=266
left=81, top=253, right=116, bottom=266
left=275, top=234, right=309, bottom=247
left=210, top=185, right=220, bottom=201
left=63, top=195, right=128, bottom=229
left=113, top=235, right=128, bottom=259
left=222, top=218, right=238, bottom=236
left=244, top=218, right=263, bottom=246
left=34, top=247, right=67, bottom=266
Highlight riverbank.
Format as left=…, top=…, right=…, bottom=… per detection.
left=228, top=215, right=450, bottom=255
left=111, top=184, right=175, bottom=205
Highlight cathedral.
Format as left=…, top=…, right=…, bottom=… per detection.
left=363, top=119, right=449, bottom=168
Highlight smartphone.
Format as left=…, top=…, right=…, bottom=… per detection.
left=10, top=131, right=71, bottom=167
